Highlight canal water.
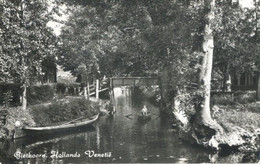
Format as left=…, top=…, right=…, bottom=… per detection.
left=0, top=87, right=214, bottom=163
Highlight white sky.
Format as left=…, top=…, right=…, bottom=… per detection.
left=47, top=1, right=68, bottom=36
left=240, top=0, right=255, bottom=8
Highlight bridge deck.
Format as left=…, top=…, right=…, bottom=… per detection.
left=83, top=77, right=158, bottom=96
left=111, top=77, right=158, bottom=88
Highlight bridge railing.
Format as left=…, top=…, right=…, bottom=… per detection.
left=110, top=77, right=158, bottom=88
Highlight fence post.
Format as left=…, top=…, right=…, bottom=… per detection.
left=87, top=82, right=90, bottom=100
left=256, top=71, right=260, bottom=101
left=96, top=79, right=99, bottom=99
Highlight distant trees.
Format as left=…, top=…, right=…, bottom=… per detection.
left=213, top=2, right=259, bottom=92
left=0, top=0, right=57, bottom=110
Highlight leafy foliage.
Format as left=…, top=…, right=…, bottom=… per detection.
left=213, top=3, right=259, bottom=82
left=27, top=84, right=55, bottom=105
left=0, top=0, right=57, bottom=84
left=57, top=0, right=204, bottom=81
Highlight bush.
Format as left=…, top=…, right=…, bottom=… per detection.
left=0, top=106, right=36, bottom=139
left=0, top=83, right=84, bottom=107
left=211, top=94, right=235, bottom=106
left=212, top=91, right=256, bottom=105
left=27, top=84, right=55, bottom=105
left=56, top=83, right=81, bottom=96
left=0, top=127, right=9, bottom=140
left=234, top=91, right=256, bottom=104
left=56, top=83, right=66, bottom=95
left=30, top=98, right=100, bottom=126
left=0, top=83, right=22, bottom=106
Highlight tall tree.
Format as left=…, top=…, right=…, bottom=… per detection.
left=0, top=0, right=57, bottom=110
left=195, top=0, right=222, bottom=129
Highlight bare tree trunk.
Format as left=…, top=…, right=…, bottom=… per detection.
left=257, top=72, right=260, bottom=100
left=192, top=1, right=223, bottom=145
left=222, top=63, right=230, bottom=92
left=22, top=84, right=27, bottom=110
left=197, top=0, right=215, bottom=123
left=186, top=0, right=225, bottom=149
left=21, top=55, right=27, bottom=110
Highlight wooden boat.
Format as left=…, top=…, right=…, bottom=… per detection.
left=14, top=114, right=99, bottom=139
left=137, top=114, right=151, bottom=121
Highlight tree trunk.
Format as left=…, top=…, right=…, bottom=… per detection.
left=22, top=84, right=27, bottom=110
left=227, top=74, right=231, bottom=92
left=21, top=55, right=27, bottom=110
left=197, top=0, right=215, bottom=123
left=222, top=63, right=230, bottom=92
left=257, top=72, right=260, bottom=100
left=192, top=0, right=223, bottom=146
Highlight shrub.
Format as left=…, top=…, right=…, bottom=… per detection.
left=0, top=106, right=36, bottom=139
left=234, top=91, right=256, bottom=104
left=0, top=83, right=22, bottom=106
left=2, top=91, right=13, bottom=107
left=30, top=98, right=100, bottom=126
left=245, top=103, right=260, bottom=113
left=211, top=94, right=235, bottom=106
left=56, top=83, right=81, bottom=96
left=0, top=127, right=9, bottom=140
left=212, top=91, right=256, bottom=105
left=27, top=84, right=55, bottom=105
left=56, top=83, right=66, bottom=94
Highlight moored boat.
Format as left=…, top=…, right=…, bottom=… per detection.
left=14, top=113, right=100, bottom=139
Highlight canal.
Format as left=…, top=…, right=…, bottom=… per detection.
left=0, top=87, right=214, bottom=163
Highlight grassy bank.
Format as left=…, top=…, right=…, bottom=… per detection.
left=0, top=97, right=102, bottom=139
left=30, top=97, right=100, bottom=126
left=213, top=102, right=260, bottom=132
left=214, top=106, right=260, bottom=133
left=213, top=102, right=260, bottom=153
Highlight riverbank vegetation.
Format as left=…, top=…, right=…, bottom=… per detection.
left=0, top=97, right=101, bottom=139
left=0, top=106, right=35, bottom=140
left=30, top=98, right=100, bottom=126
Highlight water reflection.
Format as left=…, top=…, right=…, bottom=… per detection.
left=1, top=86, right=216, bottom=163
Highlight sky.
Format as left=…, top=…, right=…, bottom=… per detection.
left=240, top=0, right=255, bottom=8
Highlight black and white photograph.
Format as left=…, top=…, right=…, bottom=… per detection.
left=0, top=0, right=260, bottom=163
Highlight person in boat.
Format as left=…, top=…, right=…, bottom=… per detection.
left=141, top=105, right=148, bottom=116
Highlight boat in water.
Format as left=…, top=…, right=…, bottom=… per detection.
left=137, top=114, right=151, bottom=121
left=14, top=114, right=100, bottom=139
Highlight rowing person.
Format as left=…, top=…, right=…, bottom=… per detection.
left=141, top=105, right=148, bottom=116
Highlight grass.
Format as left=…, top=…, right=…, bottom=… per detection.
left=216, top=102, right=260, bottom=113
left=214, top=103, right=260, bottom=133
left=211, top=91, right=257, bottom=106
left=30, top=97, right=100, bottom=126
